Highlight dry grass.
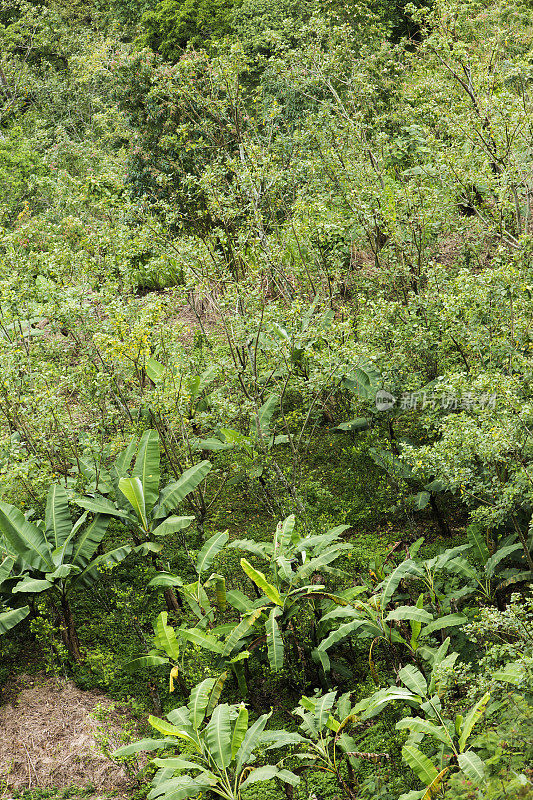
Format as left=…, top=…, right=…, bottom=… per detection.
left=0, top=674, right=137, bottom=796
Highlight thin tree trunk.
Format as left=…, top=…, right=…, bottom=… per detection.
left=429, top=494, right=451, bottom=537
left=164, top=586, right=182, bottom=613
left=60, top=594, right=82, bottom=662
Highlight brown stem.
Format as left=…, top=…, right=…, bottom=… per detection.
left=164, top=586, right=183, bottom=613
left=60, top=594, right=82, bottom=662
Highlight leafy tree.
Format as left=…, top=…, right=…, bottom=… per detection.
left=139, top=0, right=235, bottom=58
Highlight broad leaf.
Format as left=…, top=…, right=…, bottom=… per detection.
left=342, top=365, right=380, bottom=400
left=422, top=614, right=467, bottom=636
left=196, top=531, right=229, bottom=576
left=151, top=516, right=195, bottom=538
left=180, top=628, right=224, bottom=654
left=132, top=430, right=160, bottom=513
left=118, top=477, right=148, bottom=529
left=188, top=678, right=218, bottom=729
left=0, top=555, right=15, bottom=584
left=154, top=612, right=180, bottom=660
left=422, top=768, right=449, bottom=799
left=493, top=661, right=525, bottom=685
left=312, top=646, right=331, bottom=674
left=0, top=501, right=53, bottom=571
left=151, top=758, right=204, bottom=771
left=149, top=573, right=184, bottom=588
left=413, top=491, right=431, bottom=510
left=45, top=485, right=71, bottom=550
left=75, top=545, right=131, bottom=588
left=114, top=437, right=138, bottom=479
left=457, top=751, right=486, bottom=785
left=192, top=438, right=233, bottom=452
left=380, top=559, right=422, bottom=608
left=0, top=605, right=29, bottom=634
left=335, top=417, right=370, bottom=432
left=467, top=525, right=489, bottom=563
left=318, top=619, right=368, bottom=654
left=396, top=717, right=451, bottom=746
left=402, top=745, right=438, bottom=786
left=74, top=496, right=131, bottom=519
left=204, top=704, right=232, bottom=769
left=458, top=692, right=490, bottom=752
left=154, top=461, right=211, bottom=519
left=125, top=655, right=170, bottom=674
left=148, top=716, right=199, bottom=749
left=313, top=691, right=337, bottom=731
left=266, top=606, right=283, bottom=671
left=485, top=544, right=522, bottom=579
left=113, top=738, right=176, bottom=757
left=240, top=559, right=282, bottom=606
left=252, top=394, right=279, bottom=439
left=70, top=514, right=110, bottom=570
left=228, top=539, right=273, bottom=560
left=221, top=608, right=264, bottom=657
left=385, top=606, right=433, bottom=624
left=205, top=671, right=227, bottom=716
left=231, top=704, right=249, bottom=758
left=45, top=564, right=79, bottom=581
left=236, top=711, right=272, bottom=773
left=240, top=766, right=300, bottom=789
left=145, top=358, right=166, bottom=383
left=399, top=665, right=428, bottom=697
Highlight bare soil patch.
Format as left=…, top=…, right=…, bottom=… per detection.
left=0, top=673, right=137, bottom=796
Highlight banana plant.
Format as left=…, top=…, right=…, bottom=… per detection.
left=130, top=606, right=263, bottom=698
left=374, top=538, right=475, bottom=608
left=313, top=594, right=464, bottom=682
left=0, top=484, right=130, bottom=660
left=126, top=529, right=256, bottom=695
left=444, top=526, right=532, bottom=603
left=314, top=541, right=471, bottom=679
left=75, top=431, right=212, bottom=611
left=136, top=518, right=353, bottom=689
left=113, top=678, right=300, bottom=800
left=0, top=555, right=29, bottom=635
left=191, top=393, right=288, bottom=481
left=125, top=611, right=189, bottom=694
left=228, top=515, right=352, bottom=673
left=149, top=529, right=230, bottom=625
left=352, top=642, right=491, bottom=799
left=127, top=531, right=232, bottom=694
left=76, top=430, right=211, bottom=547
left=266, top=690, right=385, bottom=800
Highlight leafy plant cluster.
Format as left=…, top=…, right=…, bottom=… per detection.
left=1, top=0, right=533, bottom=798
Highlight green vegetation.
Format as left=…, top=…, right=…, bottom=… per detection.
left=0, top=0, right=532, bottom=797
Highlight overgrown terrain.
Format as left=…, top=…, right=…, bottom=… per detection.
left=1, top=0, right=532, bottom=798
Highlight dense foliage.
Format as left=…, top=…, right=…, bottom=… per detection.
left=0, top=0, right=532, bottom=798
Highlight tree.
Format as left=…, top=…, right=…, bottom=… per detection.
left=139, top=0, right=234, bottom=59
